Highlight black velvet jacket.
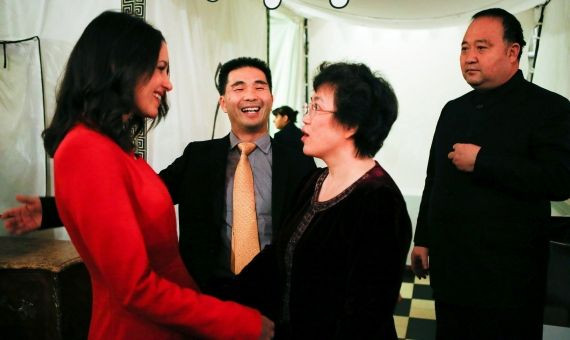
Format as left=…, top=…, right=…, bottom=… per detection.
left=415, top=70, right=570, bottom=308
left=234, top=164, right=412, bottom=339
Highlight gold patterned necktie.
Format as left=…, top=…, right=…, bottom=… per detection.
left=231, top=142, right=260, bottom=274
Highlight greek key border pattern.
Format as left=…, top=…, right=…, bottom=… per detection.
left=122, top=0, right=145, bottom=19
left=122, top=0, right=147, bottom=159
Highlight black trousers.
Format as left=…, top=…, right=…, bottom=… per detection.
left=435, top=300, right=543, bottom=340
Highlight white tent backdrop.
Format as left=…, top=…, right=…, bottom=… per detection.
left=145, top=0, right=267, bottom=173
left=0, top=0, right=267, bottom=237
left=533, top=0, right=570, bottom=100
left=270, top=0, right=569, bottom=249
left=0, top=0, right=568, bottom=239
left=271, top=6, right=534, bottom=228
left=0, top=0, right=119, bottom=237
left=533, top=0, right=570, bottom=215
left=268, top=6, right=306, bottom=137
left=284, top=0, right=546, bottom=28
left=0, top=38, right=46, bottom=218
left=305, top=10, right=534, bottom=190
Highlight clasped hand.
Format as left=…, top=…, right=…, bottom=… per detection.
left=447, top=143, right=480, bottom=172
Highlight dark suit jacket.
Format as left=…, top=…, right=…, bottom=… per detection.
left=274, top=122, right=303, bottom=153
left=41, top=134, right=316, bottom=289
left=158, top=134, right=315, bottom=288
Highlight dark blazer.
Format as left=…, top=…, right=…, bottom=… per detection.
left=274, top=122, right=303, bottom=153
left=159, top=134, right=315, bottom=288
left=414, top=70, right=570, bottom=308
left=41, top=134, right=316, bottom=289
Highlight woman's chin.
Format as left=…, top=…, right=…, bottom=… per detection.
left=302, top=148, right=319, bottom=159
left=141, top=111, right=158, bottom=119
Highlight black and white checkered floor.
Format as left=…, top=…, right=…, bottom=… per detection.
left=393, top=268, right=570, bottom=340
left=394, top=269, right=436, bottom=340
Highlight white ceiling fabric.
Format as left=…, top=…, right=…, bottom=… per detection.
left=283, top=0, right=547, bottom=28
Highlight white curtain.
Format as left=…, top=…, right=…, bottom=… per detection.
left=307, top=20, right=477, bottom=196
left=283, top=0, right=545, bottom=29
left=304, top=8, right=543, bottom=261
left=269, top=6, right=306, bottom=137
left=0, top=38, right=46, bottom=216
left=533, top=0, right=570, bottom=213
left=1, top=0, right=567, bottom=239
left=306, top=18, right=473, bottom=232
left=145, top=0, right=267, bottom=172
left=281, top=4, right=537, bottom=198
left=0, top=0, right=268, bottom=238
left=0, top=0, right=118, bottom=237
left=0, top=0, right=268, bottom=177
left=533, top=0, right=570, bottom=100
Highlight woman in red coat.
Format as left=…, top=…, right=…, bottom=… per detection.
left=42, top=11, right=273, bottom=340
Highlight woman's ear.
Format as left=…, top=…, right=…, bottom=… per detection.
left=344, top=126, right=357, bottom=140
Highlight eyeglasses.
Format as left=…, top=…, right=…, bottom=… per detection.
left=303, top=102, right=336, bottom=118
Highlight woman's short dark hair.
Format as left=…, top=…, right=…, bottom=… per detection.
left=473, top=8, right=526, bottom=61
left=312, top=62, right=398, bottom=158
left=216, top=57, right=272, bottom=95
left=43, top=11, right=168, bottom=157
left=272, top=105, right=298, bottom=123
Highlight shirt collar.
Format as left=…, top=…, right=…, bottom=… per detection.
left=229, top=131, right=271, bottom=154
left=471, top=69, right=524, bottom=107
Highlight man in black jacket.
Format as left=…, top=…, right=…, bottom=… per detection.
left=2, top=57, right=315, bottom=290
left=411, top=8, right=570, bottom=339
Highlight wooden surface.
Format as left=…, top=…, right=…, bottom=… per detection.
left=0, top=236, right=82, bottom=272
left=0, top=236, right=91, bottom=339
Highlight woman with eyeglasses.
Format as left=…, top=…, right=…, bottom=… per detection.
left=230, top=62, right=412, bottom=339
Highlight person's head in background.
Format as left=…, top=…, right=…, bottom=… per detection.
left=461, top=8, right=525, bottom=91
left=43, top=11, right=172, bottom=157
left=217, top=57, right=273, bottom=141
left=302, top=62, right=397, bottom=162
left=272, top=106, right=298, bottom=130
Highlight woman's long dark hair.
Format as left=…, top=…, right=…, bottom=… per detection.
left=43, top=11, right=168, bottom=157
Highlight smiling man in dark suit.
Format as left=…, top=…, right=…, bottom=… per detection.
left=2, top=57, right=316, bottom=290
left=161, top=57, right=315, bottom=288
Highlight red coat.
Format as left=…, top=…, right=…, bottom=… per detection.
left=54, top=124, right=261, bottom=339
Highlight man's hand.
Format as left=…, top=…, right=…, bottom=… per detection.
left=1, top=195, right=43, bottom=235
left=410, top=246, right=430, bottom=279
left=447, top=143, right=481, bottom=172
left=259, top=315, right=274, bottom=340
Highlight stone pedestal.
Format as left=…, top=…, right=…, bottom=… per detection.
left=0, top=237, right=91, bottom=340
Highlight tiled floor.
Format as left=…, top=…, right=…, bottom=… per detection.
left=393, top=268, right=570, bottom=340
left=394, top=269, right=436, bottom=340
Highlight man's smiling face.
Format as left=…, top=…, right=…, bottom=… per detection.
left=220, top=66, right=273, bottom=136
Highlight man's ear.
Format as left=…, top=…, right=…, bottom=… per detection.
left=219, top=96, right=227, bottom=113
left=508, top=43, right=521, bottom=62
